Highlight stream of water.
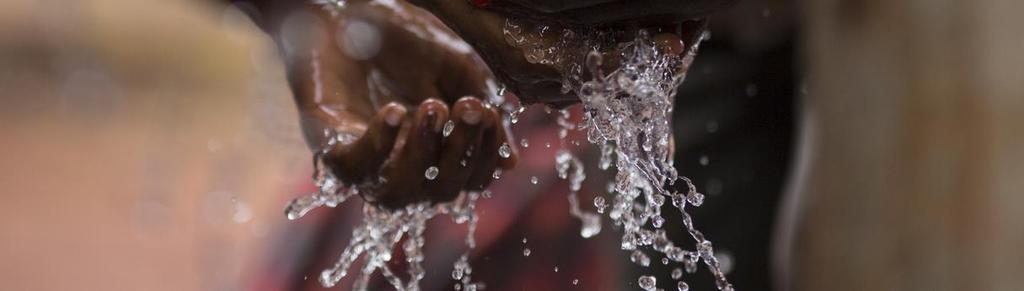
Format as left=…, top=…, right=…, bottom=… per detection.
left=281, top=7, right=733, bottom=290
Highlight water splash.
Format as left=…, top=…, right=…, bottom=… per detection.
left=286, top=6, right=730, bottom=290
left=284, top=131, right=359, bottom=221
left=285, top=96, right=484, bottom=291
left=503, top=18, right=734, bottom=290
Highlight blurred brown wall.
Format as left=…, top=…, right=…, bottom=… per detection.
left=0, top=0, right=309, bottom=290
left=781, top=0, right=1024, bottom=290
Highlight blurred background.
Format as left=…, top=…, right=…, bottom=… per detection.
left=1, top=0, right=1022, bottom=290
left=0, top=0, right=307, bottom=289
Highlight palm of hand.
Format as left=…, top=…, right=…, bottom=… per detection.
left=281, top=0, right=517, bottom=208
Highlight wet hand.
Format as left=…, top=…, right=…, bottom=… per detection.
left=324, top=98, right=516, bottom=209
left=274, top=0, right=518, bottom=209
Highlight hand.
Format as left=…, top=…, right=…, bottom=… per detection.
left=272, top=0, right=518, bottom=209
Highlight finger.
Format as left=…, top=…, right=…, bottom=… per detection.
left=376, top=99, right=448, bottom=208
left=324, top=103, right=406, bottom=183
left=426, top=97, right=486, bottom=202
left=465, top=105, right=501, bottom=190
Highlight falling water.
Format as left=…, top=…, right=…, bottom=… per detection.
left=503, top=17, right=734, bottom=290
left=283, top=4, right=732, bottom=290
left=285, top=130, right=485, bottom=290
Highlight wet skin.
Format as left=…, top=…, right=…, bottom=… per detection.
left=270, top=1, right=517, bottom=209
left=409, top=0, right=703, bottom=105
left=240, top=0, right=724, bottom=207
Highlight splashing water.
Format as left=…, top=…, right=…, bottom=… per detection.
left=284, top=4, right=730, bottom=290
left=281, top=77, right=488, bottom=288
left=503, top=18, right=734, bottom=290
left=286, top=133, right=484, bottom=290
left=284, top=133, right=360, bottom=221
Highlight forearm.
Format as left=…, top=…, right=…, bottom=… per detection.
left=222, top=0, right=370, bottom=150
left=286, top=58, right=374, bottom=151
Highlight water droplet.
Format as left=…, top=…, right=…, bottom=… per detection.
left=630, top=250, right=651, bottom=267
left=579, top=213, right=602, bottom=238
left=498, top=143, right=511, bottom=158
left=672, top=194, right=686, bottom=208
left=650, top=194, right=665, bottom=206
left=573, top=279, right=579, bottom=285
left=284, top=196, right=316, bottom=220
left=443, top=120, right=455, bottom=137
left=671, top=268, right=683, bottom=279
left=452, top=268, right=464, bottom=280
left=425, top=166, right=439, bottom=180
left=520, top=138, right=529, bottom=148
left=492, top=169, right=502, bottom=180
left=687, top=192, right=704, bottom=207
left=677, top=281, right=689, bottom=291
left=319, top=269, right=340, bottom=288
left=638, top=275, right=657, bottom=290
left=522, top=248, right=531, bottom=256
left=685, top=256, right=698, bottom=273
left=699, top=155, right=709, bottom=166
left=652, top=216, right=665, bottom=228
left=553, top=266, right=559, bottom=272
left=530, top=176, right=538, bottom=184
left=593, top=196, right=607, bottom=213
left=698, top=240, right=714, bottom=259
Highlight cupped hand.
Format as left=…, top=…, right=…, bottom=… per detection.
left=275, top=0, right=518, bottom=209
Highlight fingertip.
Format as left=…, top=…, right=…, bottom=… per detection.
left=454, top=97, right=484, bottom=125
left=381, top=102, right=407, bottom=127
left=417, top=99, right=449, bottom=132
left=420, top=98, right=448, bottom=111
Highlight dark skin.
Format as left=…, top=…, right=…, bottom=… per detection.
left=410, top=0, right=698, bottom=105
left=266, top=1, right=521, bottom=209
left=237, top=0, right=711, bottom=208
